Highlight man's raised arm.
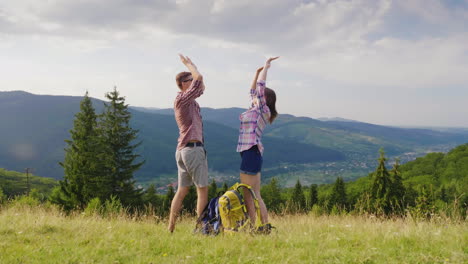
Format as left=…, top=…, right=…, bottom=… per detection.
left=179, top=54, right=203, bottom=81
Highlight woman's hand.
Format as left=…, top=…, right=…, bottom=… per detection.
left=256, top=67, right=264, bottom=74
left=265, top=56, right=279, bottom=69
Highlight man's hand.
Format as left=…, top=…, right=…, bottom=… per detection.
left=179, top=54, right=202, bottom=80
left=179, top=54, right=197, bottom=68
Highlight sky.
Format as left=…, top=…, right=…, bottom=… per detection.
left=1, top=0, right=467, bottom=127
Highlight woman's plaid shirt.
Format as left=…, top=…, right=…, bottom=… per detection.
left=236, top=80, right=271, bottom=155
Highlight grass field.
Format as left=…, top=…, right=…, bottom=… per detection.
left=1, top=204, right=466, bottom=264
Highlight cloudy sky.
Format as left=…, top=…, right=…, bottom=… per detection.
left=1, top=0, right=467, bottom=127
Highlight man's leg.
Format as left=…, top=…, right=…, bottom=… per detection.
left=169, top=148, right=192, bottom=232
left=196, top=186, right=208, bottom=218
left=168, top=186, right=190, bottom=232
left=191, top=146, right=209, bottom=218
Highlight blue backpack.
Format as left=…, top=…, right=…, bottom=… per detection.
left=195, top=195, right=222, bottom=235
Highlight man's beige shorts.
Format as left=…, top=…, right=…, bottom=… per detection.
left=175, top=146, right=208, bottom=188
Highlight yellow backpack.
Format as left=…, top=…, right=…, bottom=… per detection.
left=218, top=183, right=262, bottom=233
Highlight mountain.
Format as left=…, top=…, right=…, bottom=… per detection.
left=317, top=117, right=358, bottom=122
left=135, top=107, right=468, bottom=156
left=0, top=91, right=343, bottom=185
left=0, top=168, right=57, bottom=197
left=135, top=106, right=468, bottom=186
left=2, top=91, right=467, bottom=187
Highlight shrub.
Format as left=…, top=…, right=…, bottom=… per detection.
left=11, top=195, right=40, bottom=208
left=29, top=188, right=46, bottom=202
left=84, top=197, right=102, bottom=216
left=310, top=204, right=324, bottom=216
left=0, top=187, right=5, bottom=204
left=102, top=195, right=124, bottom=217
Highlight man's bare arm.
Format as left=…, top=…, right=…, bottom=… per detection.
left=179, top=54, right=203, bottom=81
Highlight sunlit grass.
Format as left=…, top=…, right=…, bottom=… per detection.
left=1, top=204, right=466, bottom=263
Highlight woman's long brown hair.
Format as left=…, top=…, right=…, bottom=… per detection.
left=265, top=87, right=277, bottom=123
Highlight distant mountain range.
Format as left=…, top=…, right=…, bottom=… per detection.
left=317, top=117, right=358, bottom=122
left=133, top=107, right=468, bottom=156
left=1, top=91, right=468, bottom=186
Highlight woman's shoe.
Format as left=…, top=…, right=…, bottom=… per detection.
left=255, top=223, right=274, bottom=235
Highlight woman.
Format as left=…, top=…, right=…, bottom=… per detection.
left=237, top=57, right=279, bottom=233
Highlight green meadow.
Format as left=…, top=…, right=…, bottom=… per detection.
left=1, top=204, right=466, bottom=264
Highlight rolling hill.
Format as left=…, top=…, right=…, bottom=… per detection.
left=0, top=91, right=343, bottom=184
left=136, top=107, right=468, bottom=157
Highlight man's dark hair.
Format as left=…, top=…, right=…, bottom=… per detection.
left=176, top=72, right=192, bottom=89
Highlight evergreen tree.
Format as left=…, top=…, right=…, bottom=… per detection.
left=0, top=187, right=5, bottom=204
left=438, top=186, right=448, bottom=203
left=389, top=158, right=405, bottom=213
left=329, top=177, right=347, bottom=212
left=98, top=87, right=145, bottom=207
left=182, top=185, right=197, bottom=215
left=58, top=92, right=101, bottom=210
left=143, top=184, right=160, bottom=207
left=262, top=177, right=283, bottom=213
left=291, top=179, right=306, bottom=213
left=414, top=186, right=435, bottom=219
left=222, top=182, right=229, bottom=193
left=163, top=185, right=175, bottom=213
left=370, top=148, right=392, bottom=215
left=208, top=179, right=218, bottom=200
left=309, top=184, right=318, bottom=210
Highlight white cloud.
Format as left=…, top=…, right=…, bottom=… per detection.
left=1, top=0, right=468, bottom=126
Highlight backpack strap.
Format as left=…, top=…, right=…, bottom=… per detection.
left=232, top=183, right=262, bottom=229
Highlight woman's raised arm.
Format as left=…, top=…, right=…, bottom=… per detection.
left=258, top=56, right=279, bottom=82
left=251, top=67, right=264, bottom=90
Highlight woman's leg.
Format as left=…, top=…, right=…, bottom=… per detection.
left=240, top=172, right=269, bottom=225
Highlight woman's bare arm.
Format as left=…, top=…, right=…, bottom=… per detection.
left=251, top=67, right=264, bottom=90
left=258, top=56, right=279, bottom=82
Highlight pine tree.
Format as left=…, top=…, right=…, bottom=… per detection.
left=98, top=87, right=145, bottom=207
left=291, top=179, right=306, bottom=213
left=208, top=179, right=218, bottom=200
left=370, top=148, right=392, bottom=215
left=329, top=177, right=347, bottom=212
left=389, top=158, right=405, bottom=213
left=414, top=186, right=435, bottom=219
left=222, top=182, right=229, bottom=193
left=439, top=186, right=447, bottom=203
left=58, top=92, right=101, bottom=210
left=269, top=177, right=283, bottom=213
left=262, top=177, right=283, bottom=213
left=0, top=187, right=5, bottom=204
left=163, top=185, right=175, bottom=214
left=143, top=184, right=160, bottom=207
left=182, top=185, right=197, bottom=215
left=309, top=184, right=318, bottom=209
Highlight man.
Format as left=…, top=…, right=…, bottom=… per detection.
left=168, top=54, right=208, bottom=232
